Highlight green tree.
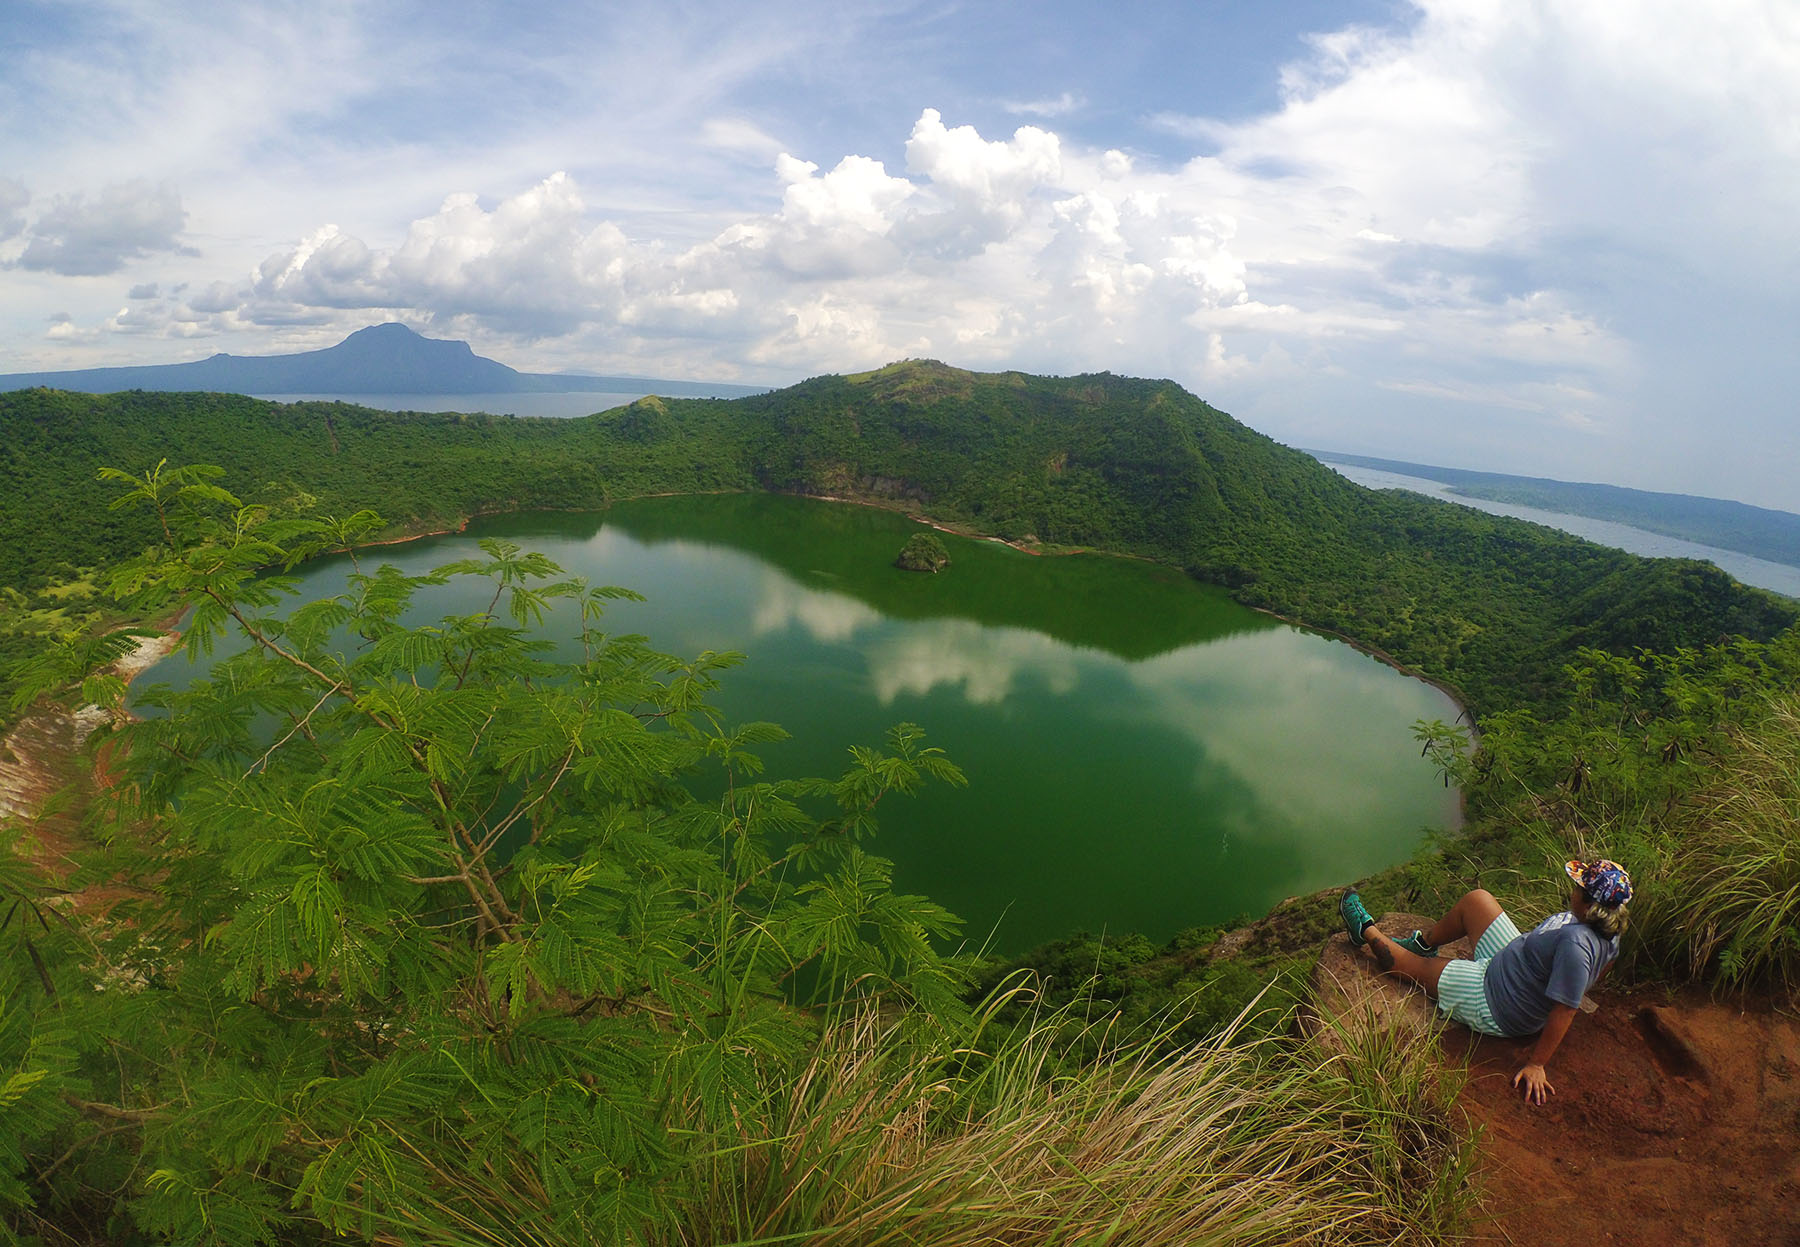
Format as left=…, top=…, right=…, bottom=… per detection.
left=893, top=532, right=950, bottom=572
left=5, top=463, right=968, bottom=1243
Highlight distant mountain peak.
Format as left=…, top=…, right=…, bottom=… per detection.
left=0, top=322, right=769, bottom=400
left=347, top=322, right=417, bottom=338
left=340, top=322, right=461, bottom=349
left=329, top=323, right=486, bottom=365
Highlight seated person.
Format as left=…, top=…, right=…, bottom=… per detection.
left=1339, top=859, right=1632, bottom=1104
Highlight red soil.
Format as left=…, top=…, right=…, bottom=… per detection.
left=1455, top=985, right=1800, bottom=1246
left=0, top=703, right=91, bottom=875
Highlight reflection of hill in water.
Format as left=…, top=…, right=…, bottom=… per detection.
left=523, top=493, right=1277, bottom=662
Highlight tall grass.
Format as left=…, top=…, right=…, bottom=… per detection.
left=312, top=990, right=1481, bottom=1246
left=671, top=987, right=1479, bottom=1247
left=239, top=991, right=1480, bottom=1247
left=1538, top=691, right=1800, bottom=992
left=1662, top=695, right=1800, bottom=989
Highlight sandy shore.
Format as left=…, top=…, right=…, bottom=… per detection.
left=113, top=629, right=182, bottom=683
left=0, top=627, right=183, bottom=824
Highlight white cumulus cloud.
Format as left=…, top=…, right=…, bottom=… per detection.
left=30, top=0, right=1798, bottom=506
left=15, top=180, right=189, bottom=276
left=242, top=173, right=627, bottom=336
left=0, top=179, right=28, bottom=242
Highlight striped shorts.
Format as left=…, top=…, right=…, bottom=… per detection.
left=1433, top=912, right=1522, bottom=1037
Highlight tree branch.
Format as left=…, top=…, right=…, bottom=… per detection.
left=64, top=1095, right=163, bottom=1122
left=34, top=1121, right=136, bottom=1183
left=243, top=685, right=339, bottom=778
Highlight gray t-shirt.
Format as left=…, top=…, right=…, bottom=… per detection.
left=1483, top=912, right=1618, bottom=1037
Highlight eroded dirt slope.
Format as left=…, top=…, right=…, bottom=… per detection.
left=1457, top=986, right=1800, bottom=1247
left=1318, top=914, right=1800, bottom=1246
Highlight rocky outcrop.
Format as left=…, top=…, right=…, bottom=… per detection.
left=1302, top=910, right=1473, bottom=1051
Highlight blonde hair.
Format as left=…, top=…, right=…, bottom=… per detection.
left=1583, top=900, right=1628, bottom=940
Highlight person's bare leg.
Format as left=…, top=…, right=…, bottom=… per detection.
left=1422, top=888, right=1504, bottom=951
left=1361, top=925, right=1450, bottom=995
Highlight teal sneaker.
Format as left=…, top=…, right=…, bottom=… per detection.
left=1395, top=930, right=1438, bottom=957
left=1340, top=890, right=1376, bottom=947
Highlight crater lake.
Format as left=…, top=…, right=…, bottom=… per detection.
left=136, top=493, right=1463, bottom=952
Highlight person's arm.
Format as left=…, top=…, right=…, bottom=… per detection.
left=1512, top=1002, right=1577, bottom=1105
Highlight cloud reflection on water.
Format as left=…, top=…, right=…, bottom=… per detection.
left=749, top=571, right=881, bottom=642
left=865, top=620, right=1082, bottom=706
left=743, top=566, right=1457, bottom=853
left=1124, top=630, right=1461, bottom=834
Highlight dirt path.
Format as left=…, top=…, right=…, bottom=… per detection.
left=1456, top=986, right=1800, bottom=1245
left=0, top=630, right=179, bottom=878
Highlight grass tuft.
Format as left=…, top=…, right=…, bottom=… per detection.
left=1526, top=690, right=1800, bottom=992
left=1663, top=696, right=1800, bottom=990
left=672, top=985, right=1479, bottom=1246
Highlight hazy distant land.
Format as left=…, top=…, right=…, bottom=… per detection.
left=1312, top=451, right=1800, bottom=571
left=0, top=322, right=767, bottom=400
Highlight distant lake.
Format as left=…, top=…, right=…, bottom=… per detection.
left=251, top=391, right=653, bottom=418
left=1327, top=462, right=1800, bottom=600
left=136, top=494, right=1461, bottom=953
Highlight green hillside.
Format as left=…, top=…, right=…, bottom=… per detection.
left=4, top=367, right=1793, bottom=722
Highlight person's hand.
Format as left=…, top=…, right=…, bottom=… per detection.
left=1513, top=1063, right=1555, bottom=1105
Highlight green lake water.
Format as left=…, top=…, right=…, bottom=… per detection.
left=138, top=493, right=1462, bottom=953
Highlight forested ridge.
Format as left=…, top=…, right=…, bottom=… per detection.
left=4, top=367, right=1799, bottom=1243
left=5, top=363, right=1792, bottom=722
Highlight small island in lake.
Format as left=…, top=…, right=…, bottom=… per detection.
left=895, top=531, right=951, bottom=572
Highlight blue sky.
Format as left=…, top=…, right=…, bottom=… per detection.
left=4, top=1, right=1799, bottom=511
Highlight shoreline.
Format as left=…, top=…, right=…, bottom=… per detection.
left=1246, top=605, right=1478, bottom=739
left=802, top=490, right=1051, bottom=555
left=799, top=490, right=1479, bottom=737
left=5, top=486, right=1476, bottom=853
left=114, top=625, right=183, bottom=685
left=0, top=619, right=185, bottom=826
left=315, top=488, right=1485, bottom=737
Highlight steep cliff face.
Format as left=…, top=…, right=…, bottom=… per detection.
left=0, top=630, right=177, bottom=874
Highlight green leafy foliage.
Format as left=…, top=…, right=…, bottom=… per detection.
left=6, top=365, right=1796, bottom=1240
left=0, top=461, right=1491, bottom=1243
left=3, top=466, right=974, bottom=1242
left=893, top=531, right=950, bottom=572
left=1448, top=629, right=1800, bottom=988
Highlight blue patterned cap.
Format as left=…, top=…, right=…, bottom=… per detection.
left=1565, top=858, right=1632, bottom=907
